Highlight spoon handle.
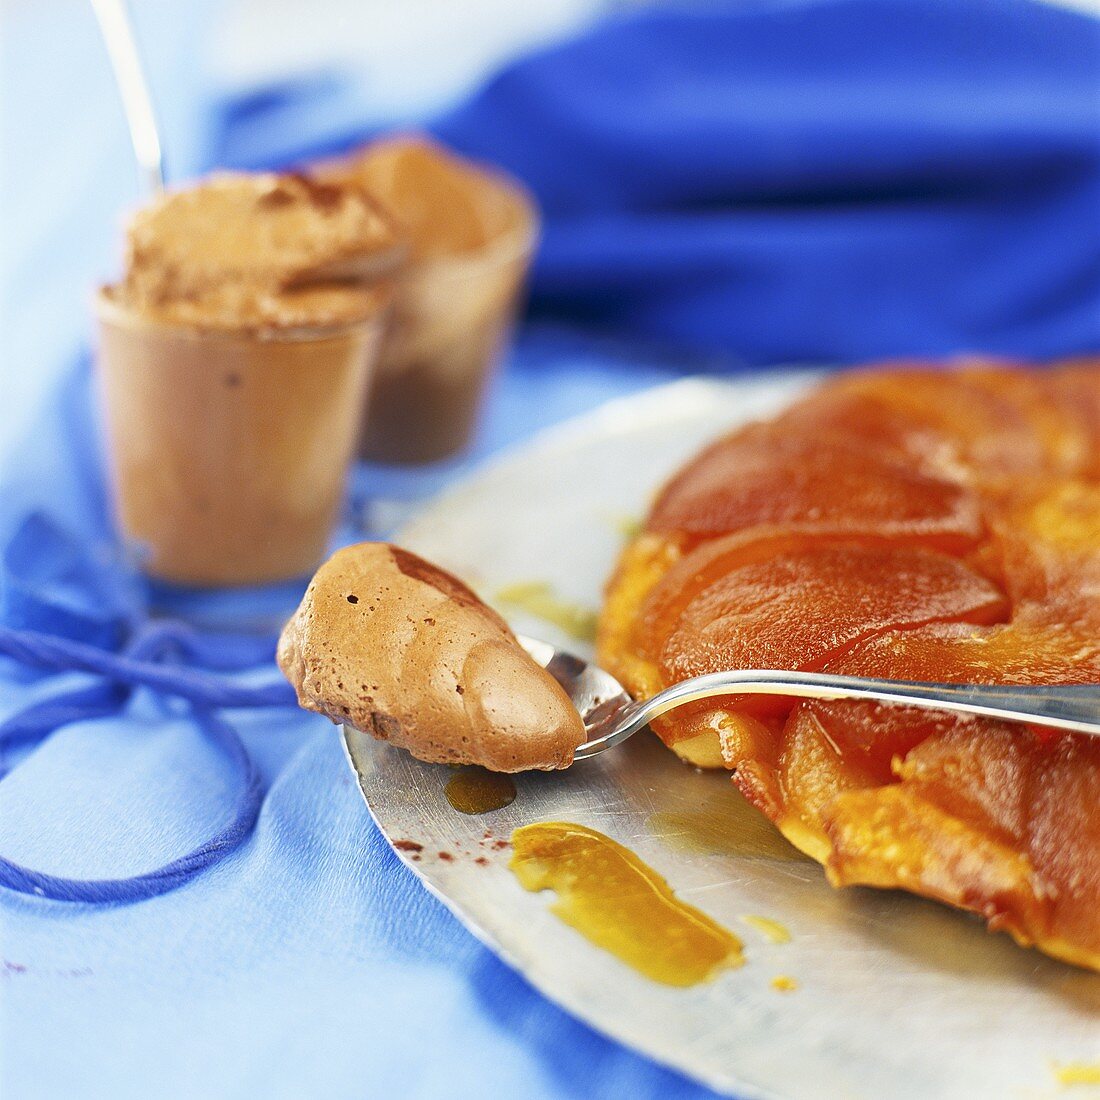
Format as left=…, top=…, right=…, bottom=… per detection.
left=576, top=670, right=1100, bottom=759
left=91, top=0, right=164, bottom=194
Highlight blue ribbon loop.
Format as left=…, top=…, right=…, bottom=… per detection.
left=1, top=512, right=136, bottom=651
left=0, top=513, right=301, bottom=905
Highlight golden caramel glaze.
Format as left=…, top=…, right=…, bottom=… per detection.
left=510, top=821, right=744, bottom=986
left=598, top=360, right=1100, bottom=970
left=279, top=543, right=586, bottom=772
left=445, top=767, right=518, bottom=814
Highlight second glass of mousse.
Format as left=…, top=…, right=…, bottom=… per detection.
left=96, top=171, right=402, bottom=587
left=323, top=136, right=539, bottom=465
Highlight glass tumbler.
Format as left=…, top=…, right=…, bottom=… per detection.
left=357, top=191, right=538, bottom=465
left=95, top=290, right=386, bottom=587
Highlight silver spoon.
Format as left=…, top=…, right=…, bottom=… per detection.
left=91, top=0, right=165, bottom=194
left=516, top=635, right=1100, bottom=760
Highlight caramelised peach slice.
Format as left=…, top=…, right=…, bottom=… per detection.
left=648, top=422, right=982, bottom=551
left=817, top=365, right=1087, bottom=480
left=657, top=544, right=1007, bottom=685
left=1048, top=361, right=1100, bottom=477
left=982, top=479, right=1100, bottom=615
left=830, top=620, right=1100, bottom=687
left=769, top=701, right=1100, bottom=969
left=627, top=538, right=1007, bottom=769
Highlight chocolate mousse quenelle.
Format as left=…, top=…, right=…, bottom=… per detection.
left=96, top=172, right=403, bottom=587
left=278, top=543, right=586, bottom=771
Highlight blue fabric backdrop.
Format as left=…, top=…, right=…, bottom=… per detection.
left=214, top=0, right=1100, bottom=365
left=2, top=0, right=1098, bottom=1097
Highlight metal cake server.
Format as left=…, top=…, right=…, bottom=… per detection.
left=516, top=635, right=1100, bottom=759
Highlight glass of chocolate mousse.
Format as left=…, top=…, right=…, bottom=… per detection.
left=323, top=136, right=538, bottom=465
left=95, top=172, right=401, bottom=587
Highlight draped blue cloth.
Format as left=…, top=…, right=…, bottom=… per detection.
left=2, top=0, right=1098, bottom=1096
left=214, top=0, right=1100, bottom=366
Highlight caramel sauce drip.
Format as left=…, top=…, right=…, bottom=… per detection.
left=445, top=767, right=517, bottom=814
left=509, top=822, right=744, bottom=987
left=741, top=915, right=792, bottom=944
left=1053, top=1062, right=1100, bottom=1087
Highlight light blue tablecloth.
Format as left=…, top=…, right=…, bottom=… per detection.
left=3, top=1, right=1098, bottom=1096
left=0, top=350, right=704, bottom=1100
left=0, top=5, right=717, bottom=1096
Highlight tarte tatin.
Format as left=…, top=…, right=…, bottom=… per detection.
left=598, top=361, right=1100, bottom=971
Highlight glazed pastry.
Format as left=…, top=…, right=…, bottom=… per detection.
left=599, top=361, right=1100, bottom=971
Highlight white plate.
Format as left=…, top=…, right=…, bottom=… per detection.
left=344, top=375, right=1100, bottom=1100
